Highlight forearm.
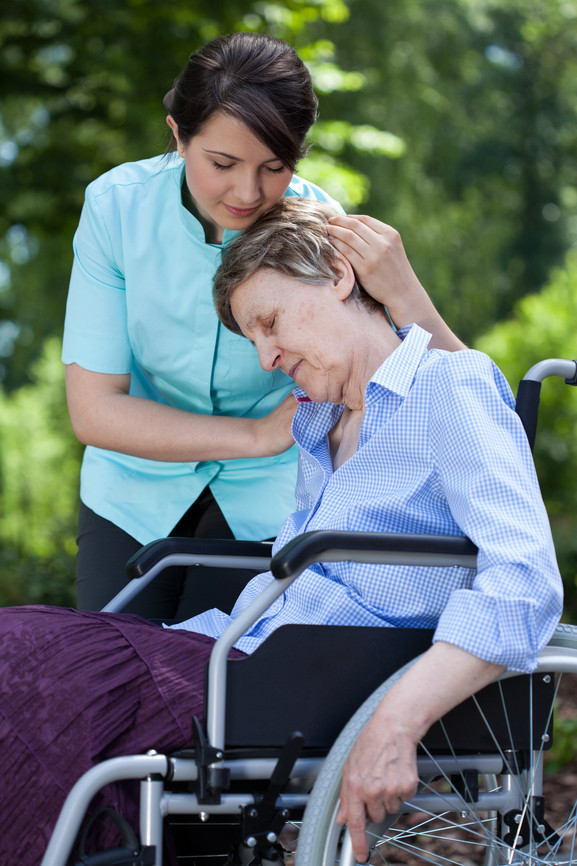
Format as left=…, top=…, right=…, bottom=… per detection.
left=394, top=284, right=466, bottom=352
left=65, top=365, right=294, bottom=462
left=72, top=393, right=266, bottom=461
left=370, top=642, right=505, bottom=743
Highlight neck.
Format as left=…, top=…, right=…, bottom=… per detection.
left=342, top=312, right=401, bottom=411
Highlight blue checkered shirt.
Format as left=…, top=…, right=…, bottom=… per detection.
left=174, top=325, right=562, bottom=672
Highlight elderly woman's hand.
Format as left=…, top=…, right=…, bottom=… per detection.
left=336, top=642, right=505, bottom=863
left=337, top=691, right=421, bottom=863
left=326, top=215, right=466, bottom=351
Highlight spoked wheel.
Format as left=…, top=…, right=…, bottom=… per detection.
left=295, top=625, right=577, bottom=866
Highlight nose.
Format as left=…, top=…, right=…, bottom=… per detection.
left=255, top=337, right=281, bottom=373
left=234, top=169, right=261, bottom=205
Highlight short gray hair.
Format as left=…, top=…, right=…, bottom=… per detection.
left=213, top=197, right=382, bottom=335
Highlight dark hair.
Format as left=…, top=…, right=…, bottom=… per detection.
left=164, top=32, right=318, bottom=171
left=213, top=198, right=383, bottom=335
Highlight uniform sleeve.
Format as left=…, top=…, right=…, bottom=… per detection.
left=430, top=351, right=563, bottom=672
left=62, top=184, right=133, bottom=374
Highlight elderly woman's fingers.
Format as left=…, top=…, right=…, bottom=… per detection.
left=337, top=693, right=423, bottom=863
left=337, top=763, right=372, bottom=863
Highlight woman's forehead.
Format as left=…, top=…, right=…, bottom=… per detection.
left=230, top=276, right=271, bottom=325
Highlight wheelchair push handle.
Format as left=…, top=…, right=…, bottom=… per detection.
left=515, top=357, right=577, bottom=452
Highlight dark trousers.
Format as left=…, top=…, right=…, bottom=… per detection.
left=75, top=488, right=260, bottom=620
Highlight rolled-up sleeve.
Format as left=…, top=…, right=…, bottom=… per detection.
left=430, top=351, right=563, bottom=672
left=62, top=185, right=132, bottom=374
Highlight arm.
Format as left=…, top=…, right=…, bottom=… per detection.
left=338, top=641, right=504, bottom=863
left=327, top=214, right=465, bottom=351
left=65, top=364, right=296, bottom=461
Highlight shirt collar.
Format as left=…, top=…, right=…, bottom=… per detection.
left=367, top=323, right=432, bottom=400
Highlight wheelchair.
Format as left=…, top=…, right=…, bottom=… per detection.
left=41, top=357, right=577, bottom=866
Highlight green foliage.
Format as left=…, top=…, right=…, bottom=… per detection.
left=476, top=256, right=577, bottom=616
left=0, top=337, right=81, bottom=605
left=547, top=714, right=577, bottom=773
left=320, top=0, right=577, bottom=343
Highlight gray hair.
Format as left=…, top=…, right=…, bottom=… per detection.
left=213, top=197, right=382, bottom=335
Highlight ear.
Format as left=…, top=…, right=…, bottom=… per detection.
left=332, top=251, right=357, bottom=301
left=166, top=115, right=184, bottom=155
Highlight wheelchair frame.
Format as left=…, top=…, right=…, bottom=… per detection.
left=40, top=358, right=577, bottom=866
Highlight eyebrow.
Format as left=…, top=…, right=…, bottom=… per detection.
left=203, top=148, right=283, bottom=165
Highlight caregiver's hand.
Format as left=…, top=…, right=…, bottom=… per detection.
left=253, top=392, right=297, bottom=456
left=327, top=214, right=466, bottom=351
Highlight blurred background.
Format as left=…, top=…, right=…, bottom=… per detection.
left=0, top=0, right=576, bottom=612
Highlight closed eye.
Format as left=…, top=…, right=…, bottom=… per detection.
left=212, top=160, right=234, bottom=171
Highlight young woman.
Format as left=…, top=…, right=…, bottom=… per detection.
left=63, top=32, right=463, bottom=619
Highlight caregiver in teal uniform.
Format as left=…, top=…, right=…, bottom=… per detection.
left=62, top=32, right=463, bottom=619
left=62, top=32, right=343, bottom=619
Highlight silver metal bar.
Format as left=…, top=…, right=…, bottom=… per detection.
left=140, top=776, right=164, bottom=866
left=206, top=573, right=296, bottom=750
left=102, top=553, right=271, bottom=613
left=416, top=755, right=504, bottom=777
left=404, top=788, right=517, bottom=815
left=41, top=754, right=169, bottom=866
left=169, top=755, right=322, bottom=783
left=522, top=358, right=577, bottom=383
left=163, top=791, right=311, bottom=816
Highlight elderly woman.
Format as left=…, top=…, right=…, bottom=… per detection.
left=0, top=200, right=562, bottom=865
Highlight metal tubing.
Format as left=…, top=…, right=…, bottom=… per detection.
left=405, top=788, right=517, bottom=815
left=523, top=358, right=577, bottom=383
left=41, top=754, right=169, bottom=866
left=205, top=573, right=296, bottom=750
left=163, top=791, right=311, bottom=815
left=169, top=755, right=322, bottom=783
left=102, top=553, right=272, bottom=613
left=140, top=776, right=165, bottom=866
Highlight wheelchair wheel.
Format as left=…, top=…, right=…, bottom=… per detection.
left=296, top=624, right=577, bottom=866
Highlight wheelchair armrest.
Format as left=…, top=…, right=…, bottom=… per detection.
left=126, top=537, right=274, bottom=579
left=102, top=539, right=273, bottom=614
left=270, top=530, right=478, bottom=581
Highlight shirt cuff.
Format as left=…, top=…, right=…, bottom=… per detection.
left=433, top=589, right=543, bottom=673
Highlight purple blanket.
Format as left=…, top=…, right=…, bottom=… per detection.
left=0, top=605, right=241, bottom=865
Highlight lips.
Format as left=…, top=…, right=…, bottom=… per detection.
left=223, top=203, right=261, bottom=218
left=288, top=361, right=302, bottom=380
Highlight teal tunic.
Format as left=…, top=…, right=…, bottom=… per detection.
left=62, top=154, right=342, bottom=543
